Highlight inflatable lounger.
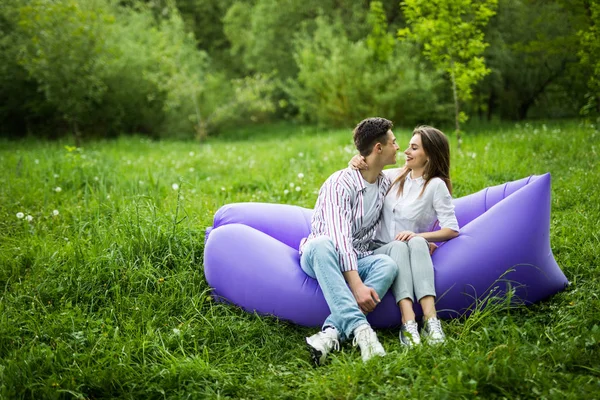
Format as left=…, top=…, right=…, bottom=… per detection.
left=204, top=173, right=568, bottom=327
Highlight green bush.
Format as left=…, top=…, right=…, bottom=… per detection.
left=286, top=15, right=450, bottom=128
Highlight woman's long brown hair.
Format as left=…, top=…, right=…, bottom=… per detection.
left=392, top=126, right=452, bottom=197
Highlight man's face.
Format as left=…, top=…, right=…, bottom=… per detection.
left=380, top=130, right=399, bottom=166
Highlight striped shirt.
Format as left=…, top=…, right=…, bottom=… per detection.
left=300, top=168, right=391, bottom=272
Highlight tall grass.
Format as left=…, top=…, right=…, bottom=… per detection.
left=1, top=121, right=599, bottom=398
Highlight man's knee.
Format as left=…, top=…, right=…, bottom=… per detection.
left=374, top=255, right=398, bottom=280
left=304, top=235, right=336, bottom=257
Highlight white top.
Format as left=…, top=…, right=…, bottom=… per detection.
left=375, top=168, right=459, bottom=243
left=361, top=179, right=380, bottom=231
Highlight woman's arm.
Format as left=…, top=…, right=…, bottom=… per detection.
left=417, top=227, right=459, bottom=242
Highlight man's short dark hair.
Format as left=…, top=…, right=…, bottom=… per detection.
left=353, top=117, right=393, bottom=157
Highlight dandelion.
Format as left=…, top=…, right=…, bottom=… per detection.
left=206, top=177, right=211, bottom=181
left=298, top=152, right=304, bottom=157
left=16, top=212, right=24, bottom=219
left=54, top=174, right=59, bottom=178
left=54, top=187, right=62, bottom=193
left=173, top=328, right=181, bottom=335
left=172, top=183, right=179, bottom=191
left=34, top=159, right=39, bottom=164
left=295, top=186, right=302, bottom=192
left=289, top=182, right=295, bottom=188
left=106, top=195, right=110, bottom=199
left=52, top=210, right=59, bottom=216
left=94, top=176, right=99, bottom=181
left=284, top=189, right=289, bottom=195
left=25, top=215, right=33, bottom=222
left=297, top=173, right=304, bottom=179
left=189, top=151, right=195, bottom=157
left=189, top=167, right=195, bottom=172
left=221, top=187, right=226, bottom=191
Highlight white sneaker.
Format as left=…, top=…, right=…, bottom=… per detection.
left=421, top=317, right=446, bottom=345
left=306, top=327, right=340, bottom=366
left=352, top=325, right=386, bottom=362
left=399, top=320, right=421, bottom=347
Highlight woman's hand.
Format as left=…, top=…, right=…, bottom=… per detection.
left=428, top=242, right=438, bottom=255
left=348, top=154, right=368, bottom=170
left=395, top=231, right=416, bottom=241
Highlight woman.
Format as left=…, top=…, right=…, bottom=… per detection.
left=351, top=125, right=459, bottom=347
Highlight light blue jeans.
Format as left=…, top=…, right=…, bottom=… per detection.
left=300, top=236, right=398, bottom=341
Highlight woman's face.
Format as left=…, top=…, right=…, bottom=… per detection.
left=404, top=134, right=428, bottom=170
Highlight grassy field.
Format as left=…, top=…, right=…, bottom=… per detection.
left=1, top=120, right=599, bottom=399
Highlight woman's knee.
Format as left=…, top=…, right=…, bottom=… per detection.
left=384, top=240, right=409, bottom=261
left=408, top=236, right=429, bottom=251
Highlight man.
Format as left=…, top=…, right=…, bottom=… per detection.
left=299, top=117, right=400, bottom=365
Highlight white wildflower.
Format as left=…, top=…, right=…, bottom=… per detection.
left=16, top=212, right=24, bottom=219
left=297, top=173, right=304, bottom=179
left=52, top=210, right=59, bottom=216
left=189, top=151, right=195, bottom=157
left=25, top=215, right=33, bottom=222
left=295, top=186, right=301, bottom=192
left=172, top=183, right=179, bottom=191
left=54, top=187, right=62, bottom=192
left=284, top=189, right=289, bottom=195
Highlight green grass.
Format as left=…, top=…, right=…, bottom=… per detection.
left=1, top=120, right=599, bottom=399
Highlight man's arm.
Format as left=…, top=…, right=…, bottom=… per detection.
left=322, top=181, right=380, bottom=313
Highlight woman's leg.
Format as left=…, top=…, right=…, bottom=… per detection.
left=406, top=236, right=437, bottom=319
left=373, top=241, right=414, bottom=323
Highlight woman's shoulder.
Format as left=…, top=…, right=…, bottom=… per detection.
left=427, top=177, right=451, bottom=193
left=383, top=167, right=404, bottom=180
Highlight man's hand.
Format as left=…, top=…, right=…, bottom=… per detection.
left=351, top=283, right=380, bottom=313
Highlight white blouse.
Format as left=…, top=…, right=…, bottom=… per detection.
left=375, top=168, right=459, bottom=243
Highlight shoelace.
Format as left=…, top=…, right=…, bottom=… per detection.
left=352, top=328, right=374, bottom=349
left=404, top=321, right=419, bottom=338
left=426, top=319, right=443, bottom=336
left=323, top=333, right=340, bottom=351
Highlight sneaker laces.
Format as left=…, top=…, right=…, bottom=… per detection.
left=404, top=321, right=419, bottom=339
left=352, top=326, right=375, bottom=349
left=426, top=318, right=444, bottom=337
left=322, top=330, right=340, bottom=351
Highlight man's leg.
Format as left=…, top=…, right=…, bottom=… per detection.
left=357, top=253, right=398, bottom=301
left=300, top=236, right=368, bottom=340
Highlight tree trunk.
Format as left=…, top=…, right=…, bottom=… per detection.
left=73, top=120, right=81, bottom=148
left=450, top=61, right=461, bottom=150
left=487, top=89, right=495, bottom=121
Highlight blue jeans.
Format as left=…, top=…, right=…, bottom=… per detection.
left=300, top=236, right=397, bottom=340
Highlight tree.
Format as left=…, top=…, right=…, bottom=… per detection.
left=17, top=0, right=114, bottom=146
left=579, top=0, right=600, bottom=117
left=399, top=0, right=497, bottom=147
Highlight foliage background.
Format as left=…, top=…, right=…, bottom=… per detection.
left=1, top=0, right=599, bottom=140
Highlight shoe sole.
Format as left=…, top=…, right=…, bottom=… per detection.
left=305, top=340, right=324, bottom=366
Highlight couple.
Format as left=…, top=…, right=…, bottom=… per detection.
left=299, top=117, right=459, bottom=365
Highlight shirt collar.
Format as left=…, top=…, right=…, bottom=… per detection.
left=406, top=171, right=425, bottom=186
left=348, top=168, right=384, bottom=192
